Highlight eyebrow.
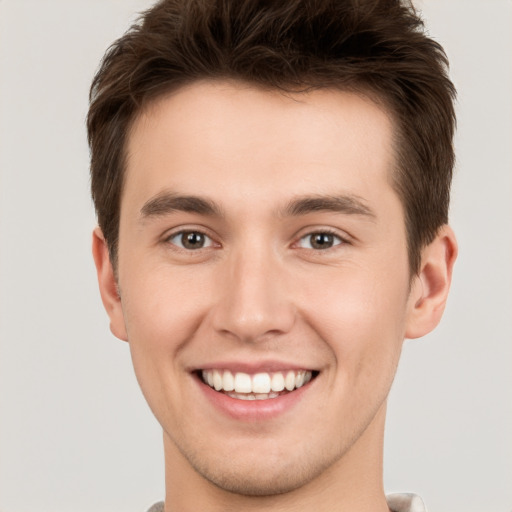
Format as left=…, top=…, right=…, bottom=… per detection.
left=140, top=192, right=223, bottom=219
left=139, top=192, right=375, bottom=221
left=281, top=194, right=376, bottom=219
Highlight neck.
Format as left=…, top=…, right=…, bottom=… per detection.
left=163, top=403, right=390, bottom=512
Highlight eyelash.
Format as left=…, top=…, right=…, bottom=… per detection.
left=163, top=228, right=349, bottom=252
left=295, top=229, right=347, bottom=250
left=165, top=230, right=216, bottom=251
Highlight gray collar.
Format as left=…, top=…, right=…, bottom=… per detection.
left=146, top=492, right=427, bottom=512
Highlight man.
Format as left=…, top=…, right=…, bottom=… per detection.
left=88, top=1, right=457, bottom=511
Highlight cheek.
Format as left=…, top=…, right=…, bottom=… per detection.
left=298, top=265, right=409, bottom=372
left=119, top=275, right=216, bottom=439
left=122, top=263, right=210, bottom=346
left=119, top=266, right=213, bottom=403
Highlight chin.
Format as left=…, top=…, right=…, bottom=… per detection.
left=182, top=441, right=339, bottom=497
left=199, top=463, right=316, bottom=497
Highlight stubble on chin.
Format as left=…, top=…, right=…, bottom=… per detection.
left=167, top=429, right=357, bottom=498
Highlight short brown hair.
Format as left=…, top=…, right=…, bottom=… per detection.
left=87, top=0, right=456, bottom=273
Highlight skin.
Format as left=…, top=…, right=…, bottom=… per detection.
left=93, top=81, right=457, bottom=512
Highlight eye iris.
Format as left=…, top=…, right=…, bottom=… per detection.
left=182, top=232, right=205, bottom=249
left=310, top=233, right=334, bottom=249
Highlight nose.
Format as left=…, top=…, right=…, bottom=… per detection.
left=211, top=245, right=296, bottom=343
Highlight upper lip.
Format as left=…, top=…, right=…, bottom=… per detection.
left=192, top=360, right=318, bottom=373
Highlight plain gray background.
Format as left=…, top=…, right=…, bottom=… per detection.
left=0, top=1, right=511, bottom=511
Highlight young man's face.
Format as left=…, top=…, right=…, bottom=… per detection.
left=95, top=81, right=444, bottom=496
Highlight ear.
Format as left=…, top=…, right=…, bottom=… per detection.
left=92, top=227, right=128, bottom=342
left=405, top=225, right=458, bottom=339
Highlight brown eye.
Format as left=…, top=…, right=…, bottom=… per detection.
left=298, top=232, right=342, bottom=250
left=168, top=231, right=213, bottom=250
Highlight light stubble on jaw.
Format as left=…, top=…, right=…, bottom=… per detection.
left=166, top=416, right=371, bottom=499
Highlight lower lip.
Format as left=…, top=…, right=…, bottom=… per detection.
left=195, top=375, right=314, bottom=421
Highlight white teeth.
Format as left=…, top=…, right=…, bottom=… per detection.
left=226, top=391, right=281, bottom=400
left=234, top=372, right=252, bottom=393
left=222, top=370, right=234, bottom=391
left=213, top=370, right=223, bottom=391
left=285, top=371, right=296, bottom=391
left=271, top=372, right=285, bottom=392
left=252, top=373, right=271, bottom=393
left=201, top=369, right=314, bottom=396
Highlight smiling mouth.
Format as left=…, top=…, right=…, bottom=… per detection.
left=200, top=369, right=317, bottom=400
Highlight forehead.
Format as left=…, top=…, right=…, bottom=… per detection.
left=123, top=80, right=396, bottom=212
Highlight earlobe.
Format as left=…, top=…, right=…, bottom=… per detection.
left=405, top=225, right=458, bottom=339
left=92, top=227, right=128, bottom=342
